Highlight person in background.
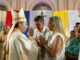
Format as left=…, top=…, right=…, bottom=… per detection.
left=76, top=23, right=80, bottom=27
left=70, top=31, right=76, bottom=40
left=74, top=26, right=78, bottom=37
left=38, top=16, right=67, bottom=60
left=65, top=27, right=80, bottom=60
left=0, top=25, right=10, bottom=60
left=0, top=25, right=10, bottom=42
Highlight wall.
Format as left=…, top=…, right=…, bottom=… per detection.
left=0, top=0, right=80, bottom=30
left=0, top=0, right=80, bottom=11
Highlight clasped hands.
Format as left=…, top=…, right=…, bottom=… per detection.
left=34, top=35, right=47, bottom=47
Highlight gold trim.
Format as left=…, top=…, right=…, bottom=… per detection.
left=19, top=17, right=26, bottom=19
left=13, top=18, right=18, bottom=20
left=13, top=17, right=26, bottom=21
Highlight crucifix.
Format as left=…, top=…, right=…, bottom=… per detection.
left=41, top=11, right=46, bottom=17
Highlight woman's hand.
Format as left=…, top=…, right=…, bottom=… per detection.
left=39, top=36, right=47, bottom=46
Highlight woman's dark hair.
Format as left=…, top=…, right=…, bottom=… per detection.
left=70, top=30, right=75, bottom=34
left=76, top=23, right=80, bottom=26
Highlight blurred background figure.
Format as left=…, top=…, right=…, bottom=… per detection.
left=69, top=23, right=80, bottom=41
left=65, top=26, right=80, bottom=60
left=70, top=31, right=76, bottom=40
left=76, top=23, right=80, bottom=27
left=0, top=25, right=10, bottom=43
left=0, top=25, right=10, bottom=60
left=74, top=26, right=78, bottom=37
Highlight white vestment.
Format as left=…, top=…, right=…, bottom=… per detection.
left=9, top=29, right=38, bottom=60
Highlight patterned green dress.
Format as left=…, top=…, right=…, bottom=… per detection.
left=66, top=37, right=80, bottom=56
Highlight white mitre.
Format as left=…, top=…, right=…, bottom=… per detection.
left=7, top=8, right=27, bottom=41
left=12, top=8, right=26, bottom=24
